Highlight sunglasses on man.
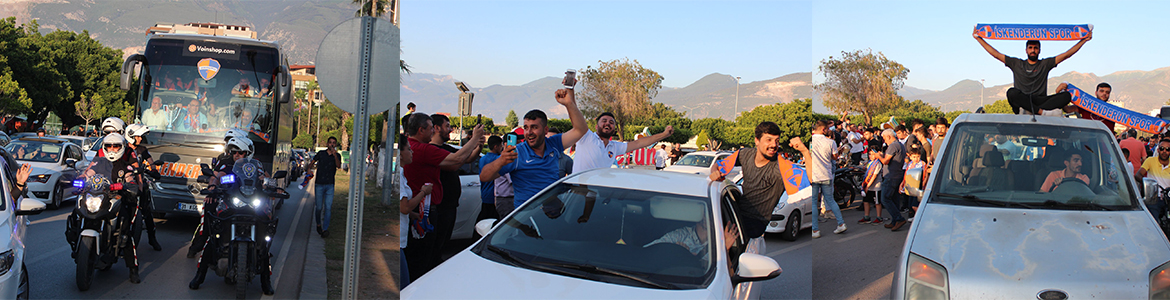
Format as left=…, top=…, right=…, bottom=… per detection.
left=104, top=144, right=122, bottom=150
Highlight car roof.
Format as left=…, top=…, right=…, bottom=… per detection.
left=562, top=168, right=716, bottom=198
left=952, top=113, right=1111, bottom=132
left=684, top=151, right=731, bottom=156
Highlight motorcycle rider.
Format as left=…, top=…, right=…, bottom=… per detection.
left=188, top=136, right=276, bottom=295
left=187, top=129, right=249, bottom=258
left=77, top=133, right=143, bottom=283
left=101, top=117, right=125, bottom=135
left=125, top=124, right=162, bottom=251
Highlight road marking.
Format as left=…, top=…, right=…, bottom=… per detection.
left=25, top=245, right=69, bottom=266
left=262, top=185, right=310, bottom=300
left=835, top=230, right=877, bottom=244
left=765, top=241, right=810, bottom=257
left=29, top=213, right=69, bottom=226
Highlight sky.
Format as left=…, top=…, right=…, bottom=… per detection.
left=400, top=0, right=811, bottom=89
left=812, top=0, right=1170, bottom=91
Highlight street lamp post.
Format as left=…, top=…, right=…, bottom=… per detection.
left=733, top=76, right=741, bottom=119
left=980, top=79, right=985, bottom=109
left=314, top=97, right=323, bottom=148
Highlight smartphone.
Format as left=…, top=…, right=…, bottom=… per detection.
left=506, top=134, right=518, bottom=147
left=563, top=69, right=577, bottom=89
left=476, top=114, right=482, bottom=125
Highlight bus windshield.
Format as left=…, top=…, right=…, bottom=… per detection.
left=137, top=38, right=278, bottom=140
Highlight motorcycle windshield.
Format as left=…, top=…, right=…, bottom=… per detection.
left=232, top=157, right=263, bottom=195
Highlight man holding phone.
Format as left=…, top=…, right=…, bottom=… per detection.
left=480, top=85, right=589, bottom=209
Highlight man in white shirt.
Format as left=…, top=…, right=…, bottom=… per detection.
left=572, top=112, right=673, bottom=173
left=655, top=144, right=668, bottom=170
left=847, top=124, right=865, bottom=165
left=792, top=120, right=847, bottom=238
left=142, top=97, right=170, bottom=129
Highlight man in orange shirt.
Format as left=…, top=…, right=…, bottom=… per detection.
left=1120, top=129, right=1147, bottom=176
left=1039, top=151, right=1089, bottom=193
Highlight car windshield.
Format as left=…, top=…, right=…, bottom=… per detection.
left=7, top=140, right=63, bottom=163
left=931, top=122, right=1138, bottom=210
left=475, top=183, right=716, bottom=289
left=675, top=154, right=715, bottom=167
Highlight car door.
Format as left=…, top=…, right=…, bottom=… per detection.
left=720, top=186, right=766, bottom=300
left=61, top=145, right=82, bottom=195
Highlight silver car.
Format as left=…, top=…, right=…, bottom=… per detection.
left=895, top=114, right=1170, bottom=299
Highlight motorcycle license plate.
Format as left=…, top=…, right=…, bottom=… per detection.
left=177, top=202, right=203, bottom=212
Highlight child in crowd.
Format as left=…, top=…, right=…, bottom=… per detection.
left=858, top=146, right=884, bottom=224
left=901, top=148, right=928, bottom=221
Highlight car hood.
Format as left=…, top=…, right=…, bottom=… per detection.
left=403, top=250, right=724, bottom=299
left=907, top=203, right=1170, bottom=299
left=24, top=161, right=63, bottom=175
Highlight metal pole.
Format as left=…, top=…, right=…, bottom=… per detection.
left=980, top=79, right=985, bottom=109
left=342, top=16, right=376, bottom=299
left=734, top=76, right=740, bottom=119
left=316, top=103, right=322, bottom=148
left=383, top=107, right=397, bottom=206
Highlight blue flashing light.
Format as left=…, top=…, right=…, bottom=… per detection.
left=72, top=179, right=84, bottom=189
left=221, top=174, right=236, bottom=185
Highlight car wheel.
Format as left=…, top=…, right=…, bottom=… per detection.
left=779, top=212, right=800, bottom=241
left=49, top=184, right=62, bottom=210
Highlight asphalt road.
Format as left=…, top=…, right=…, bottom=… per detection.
left=23, top=185, right=313, bottom=299
left=749, top=195, right=911, bottom=300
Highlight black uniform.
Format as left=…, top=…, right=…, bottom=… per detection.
left=77, top=152, right=142, bottom=281
left=131, top=145, right=160, bottom=250
left=187, top=153, right=233, bottom=257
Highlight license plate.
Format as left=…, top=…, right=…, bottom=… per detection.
left=177, top=202, right=203, bottom=212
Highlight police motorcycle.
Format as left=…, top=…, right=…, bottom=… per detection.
left=66, top=133, right=144, bottom=291
left=190, top=157, right=288, bottom=299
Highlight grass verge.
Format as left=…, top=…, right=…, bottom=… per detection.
left=323, top=171, right=402, bottom=299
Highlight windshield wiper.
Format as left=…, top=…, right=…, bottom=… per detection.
left=1040, top=200, right=1114, bottom=211
left=484, top=245, right=588, bottom=280
left=936, top=193, right=1034, bottom=209
left=535, top=262, right=677, bottom=289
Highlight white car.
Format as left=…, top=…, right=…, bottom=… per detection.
left=895, top=114, right=1170, bottom=299
left=6, top=138, right=85, bottom=209
left=664, top=151, right=740, bottom=178
left=0, top=149, right=48, bottom=299
left=732, top=174, right=813, bottom=241
left=405, top=168, right=782, bottom=299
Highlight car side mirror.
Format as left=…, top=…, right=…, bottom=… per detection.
left=153, top=160, right=165, bottom=166
left=1145, top=178, right=1161, bottom=204
left=475, top=219, right=497, bottom=237
left=904, top=167, right=925, bottom=198
left=65, top=158, right=77, bottom=168
left=201, top=163, right=214, bottom=176
left=16, top=198, right=45, bottom=216
left=273, top=171, right=287, bottom=179
left=730, top=253, right=782, bottom=284
left=74, top=160, right=88, bottom=170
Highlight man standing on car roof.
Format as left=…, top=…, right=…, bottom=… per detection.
left=974, top=29, right=1091, bottom=115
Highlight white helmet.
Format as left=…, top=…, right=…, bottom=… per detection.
left=225, top=137, right=254, bottom=159
left=103, top=133, right=127, bottom=162
left=126, top=124, right=150, bottom=138
left=101, top=117, right=125, bottom=134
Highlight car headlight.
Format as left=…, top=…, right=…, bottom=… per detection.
left=0, top=250, right=13, bottom=277
left=29, top=174, right=51, bottom=183
left=906, top=253, right=948, bottom=300
left=773, top=201, right=786, bottom=214
left=1150, top=261, right=1170, bottom=299
left=232, top=197, right=245, bottom=207
left=85, top=194, right=104, bottom=213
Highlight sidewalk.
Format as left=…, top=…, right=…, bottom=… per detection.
left=298, top=183, right=328, bottom=299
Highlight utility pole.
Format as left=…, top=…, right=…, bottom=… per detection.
left=980, top=79, right=986, bottom=109
left=733, top=76, right=741, bottom=119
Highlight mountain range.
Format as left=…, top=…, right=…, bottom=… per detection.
left=403, top=72, right=813, bottom=121
left=899, top=68, right=1170, bottom=115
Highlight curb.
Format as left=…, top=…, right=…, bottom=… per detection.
left=299, top=186, right=328, bottom=299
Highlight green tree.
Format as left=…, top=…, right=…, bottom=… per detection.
left=293, top=133, right=314, bottom=149
left=981, top=99, right=1013, bottom=114
left=871, top=97, right=945, bottom=127
left=578, top=58, right=664, bottom=140
left=505, top=110, right=518, bottom=128
left=944, top=110, right=968, bottom=123
left=815, top=49, right=909, bottom=125
left=695, top=131, right=709, bottom=149
left=74, top=93, right=105, bottom=129
left=734, top=99, right=829, bottom=151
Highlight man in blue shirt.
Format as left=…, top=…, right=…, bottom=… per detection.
left=480, top=88, right=588, bottom=209
left=477, top=135, right=503, bottom=221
